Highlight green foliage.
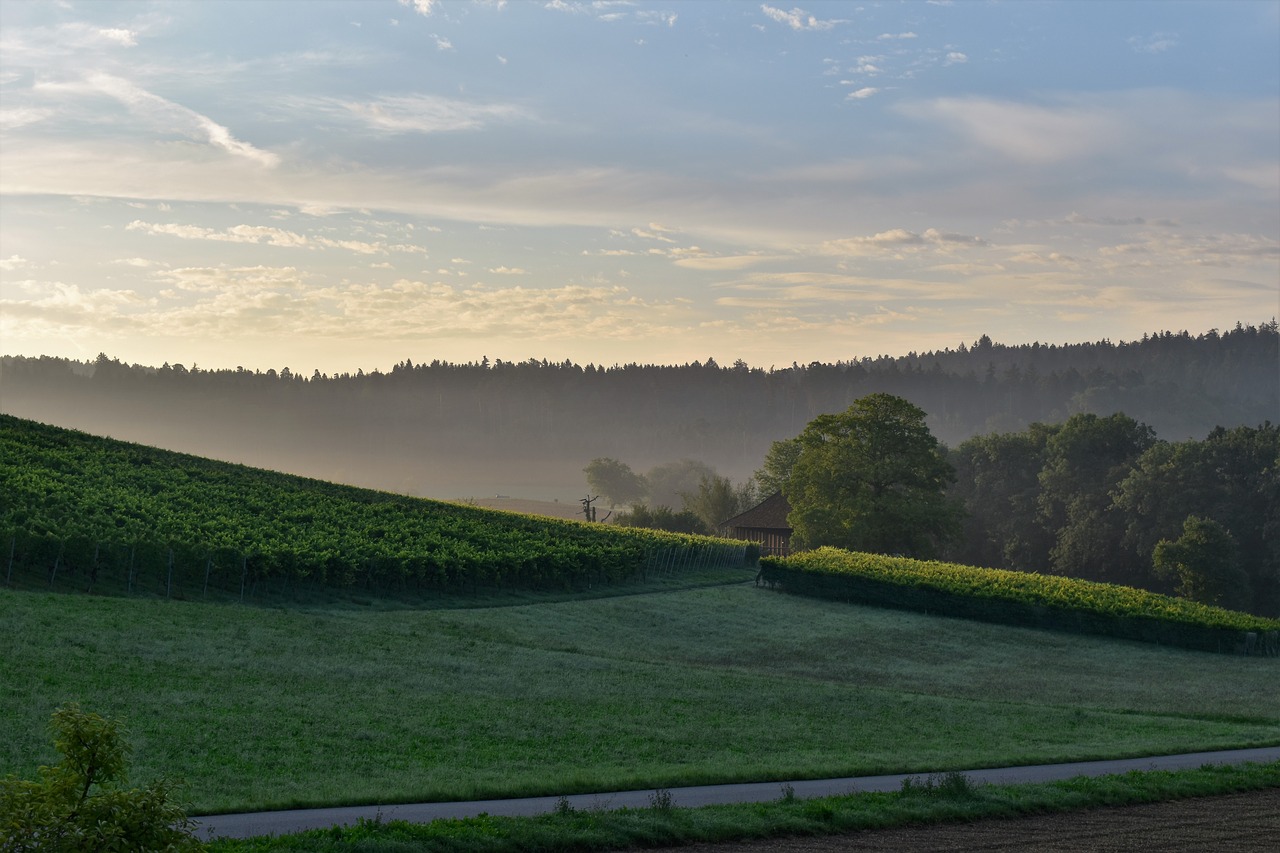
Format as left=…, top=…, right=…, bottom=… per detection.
left=1154, top=516, right=1251, bottom=611
left=613, top=504, right=708, bottom=535
left=786, top=393, right=962, bottom=557
left=583, top=458, right=647, bottom=507
left=948, top=419, right=1278, bottom=617
left=751, top=437, right=801, bottom=496
left=680, top=473, right=756, bottom=533
left=760, top=547, right=1280, bottom=654
left=0, top=415, right=757, bottom=599
left=1037, top=412, right=1157, bottom=583
left=948, top=424, right=1059, bottom=572
left=1115, top=424, right=1280, bottom=616
left=643, top=459, right=719, bottom=510
left=0, top=704, right=204, bottom=853
left=899, top=771, right=978, bottom=800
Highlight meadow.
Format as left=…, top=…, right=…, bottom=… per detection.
left=3, top=573, right=1277, bottom=816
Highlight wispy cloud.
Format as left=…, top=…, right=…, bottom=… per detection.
left=821, top=228, right=986, bottom=256
left=126, top=221, right=428, bottom=255
left=310, top=93, right=530, bottom=135
left=35, top=73, right=279, bottom=167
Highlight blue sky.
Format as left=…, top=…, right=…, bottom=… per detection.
left=1, top=0, right=1277, bottom=373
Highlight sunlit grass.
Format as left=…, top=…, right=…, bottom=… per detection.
left=3, top=581, right=1277, bottom=814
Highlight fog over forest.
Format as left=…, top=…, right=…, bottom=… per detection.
left=1, top=322, right=1274, bottom=502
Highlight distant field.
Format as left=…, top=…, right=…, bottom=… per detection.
left=3, top=579, right=1276, bottom=815
left=454, top=496, right=587, bottom=521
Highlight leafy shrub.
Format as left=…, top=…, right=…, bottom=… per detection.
left=0, top=704, right=205, bottom=852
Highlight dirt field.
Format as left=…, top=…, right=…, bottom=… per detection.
left=644, top=788, right=1280, bottom=852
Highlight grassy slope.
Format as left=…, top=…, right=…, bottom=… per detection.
left=3, top=582, right=1277, bottom=815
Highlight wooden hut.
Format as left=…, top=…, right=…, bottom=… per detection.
left=720, top=492, right=793, bottom=556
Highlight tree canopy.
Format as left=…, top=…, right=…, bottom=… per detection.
left=785, top=393, right=961, bottom=558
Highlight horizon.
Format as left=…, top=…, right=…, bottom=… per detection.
left=3, top=316, right=1274, bottom=376
left=2, top=1, right=1277, bottom=374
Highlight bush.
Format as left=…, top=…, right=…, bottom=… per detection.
left=0, top=703, right=205, bottom=852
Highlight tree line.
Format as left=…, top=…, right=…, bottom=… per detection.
left=0, top=323, right=1273, bottom=500
left=596, top=396, right=1278, bottom=618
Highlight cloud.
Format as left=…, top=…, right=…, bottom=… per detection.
left=97, top=28, right=139, bottom=47
left=3, top=267, right=692, bottom=346
left=1129, top=32, right=1179, bottom=54
left=846, top=87, right=879, bottom=100
left=877, top=32, right=917, bottom=40
left=944, top=51, right=967, bottom=65
left=631, top=226, right=677, bottom=243
left=1063, top=212, right=1147, bottom=227
left=672, top=253, right=784, bottom=271
left=820, top=228, right=987, bottom=256
left=125, top=220, right=428, bottom=255
left=35, top=73, right=279, bottom=167
left=316, top=94, right=529, bottom=134
left=127, top=221, right=311, bottom=248
left=398, top=0, right=438, bottom=16
left=488, top=266, right=528, bottom=274
left=898, top=95, right=1121, bottom=164
left=760, top=5, right=845, bottom=32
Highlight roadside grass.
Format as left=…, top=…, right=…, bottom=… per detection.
left=3, top=583, right=1277, bottom=815
left=209, top=761, right=1280, bottom=852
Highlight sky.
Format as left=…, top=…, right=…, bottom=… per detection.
left=1, top=0, right=1277, bottom=375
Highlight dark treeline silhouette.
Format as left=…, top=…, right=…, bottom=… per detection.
left=946, top=415, right=1279, bottom=617
left=1, top=322, right=1274, bottom=499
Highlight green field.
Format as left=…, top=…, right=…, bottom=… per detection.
left=3, top=577, right=1277, bottom=816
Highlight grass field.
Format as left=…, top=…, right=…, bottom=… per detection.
left=3, top=574, right=1277, bottom=816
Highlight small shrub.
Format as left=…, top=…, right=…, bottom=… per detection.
left=899, top=771, right=978, bottom=800
left=648, top=788, right=674, bottom=811
left=0, top=703, right=205, bottom=852
left=779, top=782, right=796, bottom=802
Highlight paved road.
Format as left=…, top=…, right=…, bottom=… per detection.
left=195, top=746, right=1280, bottom=841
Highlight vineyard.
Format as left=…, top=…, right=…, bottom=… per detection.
left=0, top=415, right=757, bottom=601
left=759, top=548, right=1280, bottom=656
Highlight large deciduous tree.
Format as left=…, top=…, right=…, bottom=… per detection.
left=1036, top=412, right=1157, bottom=585
left=583, top=457, right=648, bottom=506
left=1153, top=516, right=1251, bottom=610
left=681, top=473, right=756, bottom=533
left=786, top=393, right=961, bottom=557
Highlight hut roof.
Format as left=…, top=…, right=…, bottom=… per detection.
left=720, top=492, right=792, bottom=531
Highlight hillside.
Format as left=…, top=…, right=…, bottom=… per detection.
left=2, top=323, right=1274, bottom=499
left=0, top=414, right=755, bottom=601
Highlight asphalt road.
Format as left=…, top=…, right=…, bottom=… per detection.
left=194, top=746, right=1280, bottom=841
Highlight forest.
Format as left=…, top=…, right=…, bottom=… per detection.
left=0, top=323, right=1274, bottom=501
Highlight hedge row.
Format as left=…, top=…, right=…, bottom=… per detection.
left=758, top=548, right=1280, bottom=656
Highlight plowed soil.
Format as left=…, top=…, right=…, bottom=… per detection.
left=643, top=788, right=1280, bottom=852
